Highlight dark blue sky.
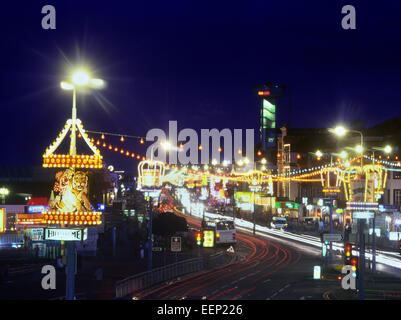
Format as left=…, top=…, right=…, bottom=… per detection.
left=1, top=0, right=401, bottom=169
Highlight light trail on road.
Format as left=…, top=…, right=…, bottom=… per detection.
left=137, top=198, right=300, bottom=300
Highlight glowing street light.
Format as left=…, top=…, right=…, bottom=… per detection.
left=316, top=150, right=323, bottom=158
left=72, top=70, right=90, bottom=86
left=355, top=145, right=363, bottom=154
left=0, top=187, right=9, bottom=205
left=60, top=67, right=105, bottom=155
left=340, top=151, right=348, bottom=159
left=261, top=158, right=267, bottom=165
left=329, top=125, right=363, bottom=167
left=329, top=126, right=347, bottom=137
left=384, top=145, right=392, bottom=154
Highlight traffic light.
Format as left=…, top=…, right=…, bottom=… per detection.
left=350, top=257, right=358, bottom=278
left=196, top=232, right=202, bottom=246
left=344, top=243, right=352, bottom=264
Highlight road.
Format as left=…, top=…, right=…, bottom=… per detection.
left=138, top=206, right=335, bottom=300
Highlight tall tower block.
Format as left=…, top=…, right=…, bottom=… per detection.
left=257, top=83, right=285, bottom=152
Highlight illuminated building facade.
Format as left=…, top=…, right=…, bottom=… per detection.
left=257, top=83, right=284, bottom=154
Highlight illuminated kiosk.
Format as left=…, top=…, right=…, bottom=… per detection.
left=342, top=163, right=387, bottom=286
left=138, top=159, right=165, bottom=190
left=340, top=164, right=387, bottom=203
left=320, top=167, right=341, bottom=195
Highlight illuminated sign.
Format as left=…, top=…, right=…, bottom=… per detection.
left=257, top=91, right=270, bottom=96
left=171, top=236, right=181, bottom=252
left=313, top=266, right=321, bottom=279
left=322, top=187, right=341, bottom=193
left=203, top=230, right=215, bottom=248
left=352, top=211, right=374, bottom=219
left=42, top=211, right=102, bottom=226
left=27, top=205, right=47, bottom=213
left=44, top=228, right=88, bottom=241
left=0, top=208, right=4, bottom=233
left=97, top=203, right=105, bottom=211
left=346, top=202, right=378, bottom=211
left=16, top=213, right=44, bottom=225
left=29, top=228, right=44, bottom=241
left=275, top=202, right=299, bottom=209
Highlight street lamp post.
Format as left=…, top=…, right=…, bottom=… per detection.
left=365, top=145, right=391, bottom=274
left=61, top=70, right=105, bottom=156
left=60, top=69, right=104, bottom=301
left=329, top=126, right=363, bottom=167
left=329, top=125, right=365, bottom=299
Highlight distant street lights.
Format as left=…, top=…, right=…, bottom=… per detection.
left=0, top=188, right=9, bottom=205
left=370, top=145, right=392, bottom=163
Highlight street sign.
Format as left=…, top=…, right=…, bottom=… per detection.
left=323, top=233, right=344, bottom=242
left=353, top=211, right=374, bottom=219
left=313, top=266, right=321, bottom=279
left=171, top=236, right=181, bottom=252
left=30, top=228, right=44, bottom=241
left=44, top=228, right=87, bottom=241
left=152, top=247, right=163, bottom=252
left=202, top=230, right=215, bottom=248
left=323, top=199, right=332, bottom=206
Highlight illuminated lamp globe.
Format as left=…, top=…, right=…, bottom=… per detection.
left=331, top=126, right=347, bottom=137
left=72, top=70, right=90, bottom=86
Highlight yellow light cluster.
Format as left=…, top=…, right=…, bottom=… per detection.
left=322, top=187, right=341, bottom=193
left=43, top=154, right=103, bottom=168
left=42, top=211, right=102, bottom=226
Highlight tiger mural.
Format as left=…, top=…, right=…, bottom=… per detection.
left=49, top=169, right=92, bottom=212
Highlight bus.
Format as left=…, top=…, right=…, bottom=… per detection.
left=202, top=218, right=237, bottom=246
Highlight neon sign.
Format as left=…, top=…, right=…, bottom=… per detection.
left=0, top=208, right=4, bottom=233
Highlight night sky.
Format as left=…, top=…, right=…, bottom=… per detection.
left=1, top=0, right=401, bottom=171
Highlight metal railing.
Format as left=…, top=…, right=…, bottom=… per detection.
left=115, top=251, right=227, bottom=298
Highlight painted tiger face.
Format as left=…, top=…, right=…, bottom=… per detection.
left=55, top=168, right=74, bottom=193
left=72, top=171, right=88, bottom=192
